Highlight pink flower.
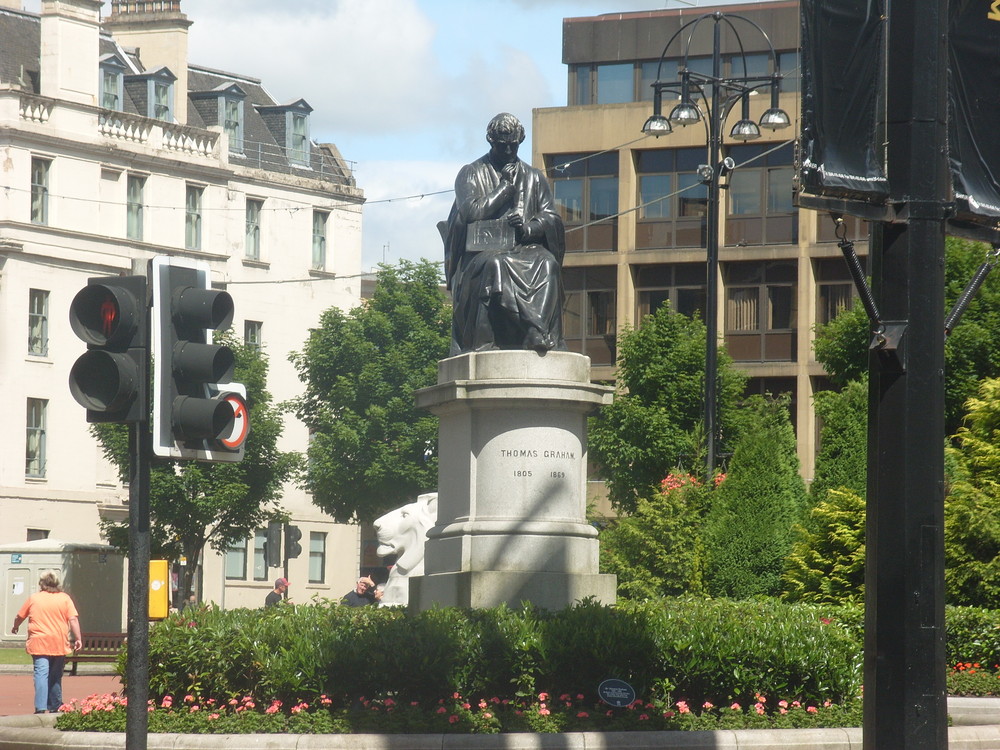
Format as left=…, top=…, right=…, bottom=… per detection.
left=639, top=714, right=649, bottom=721
left=778, top=700, right=788, bottom=709
left=576, top=693, right=585, bottom=701
left=577, top=711, right=589, bottom=718
left=452, top=692, right=461, bottom=700
left=702, top=701, right=714, bottom=710
left=479, top=700, right=488, bottom=709
left=538, top=692, right=549, bottom=701
left=228, top=698, right=238, bottom=706
left=461, top=702, right=471, bottom=710
left=676, top=700, right=690, bottom=714
left=265, top=705, right=279, bottom=714
left=807, top=706, right=818, bottom=714
left=539, top=708, right=550, bottom=716
left=384, top=698, right=395, bottom=707
left=559, top=693, right=571, bottom=701
left=448, top=715, right=459, bottom=724
left=779, top=708, right=788, bottom=715
left=160, top=697, right=173, bottom=708
left=754, top=703, right=765, bottom=715
left=208, top=713, right=220, bottom=720
left=436, top=706, right=447, bottom=714
left=730, top=702, right=742, bottom=711
left=184, top=694, right=195, bottom=703
left=663, top=710, right=675, bottom=718
left=190, top=705, right=200, bottom=713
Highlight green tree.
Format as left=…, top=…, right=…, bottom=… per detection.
left=96, top=335, right=298, bottom=602
left=598, top=472, right=710, bottom=598
left=945, top=377, right=1000, bottom=607
left=588, top=305, right=746, bottom=513
left=782, top=489, right=866, bottom=604
left=813, top=237, right=1000, bottom=434
left=703, top=394, right=808, bottom=599
left=810, top=376, right=868, bottom=501
left=289, top=260, right=450, bottom=523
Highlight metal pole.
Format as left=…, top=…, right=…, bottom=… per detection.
left=703, top=19, right=722, bottom=481
left=124, top=420, right=150, bottom=749
left=863, top=0, right=949, bottom=747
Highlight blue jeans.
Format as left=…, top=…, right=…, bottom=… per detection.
left=32, top=655, right=65, bottom=713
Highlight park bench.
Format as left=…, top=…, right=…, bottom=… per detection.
left=65, top=632, right=126, bottom=675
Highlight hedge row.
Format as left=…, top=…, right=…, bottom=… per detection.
left=135, top=598, right=862, bottom=709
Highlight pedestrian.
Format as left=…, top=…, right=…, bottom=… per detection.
left=11, top=570, right=82, bottom=714
left=341, top=576, right=381, bottom=607
left=265, top=577, right=289, bottom=608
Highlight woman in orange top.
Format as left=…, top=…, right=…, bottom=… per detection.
left=11, top=571, right=82, bottom=714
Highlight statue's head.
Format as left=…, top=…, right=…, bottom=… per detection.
left=486, top=113, right=525, bottom=146
left=373, top=492, right=438, bottom=574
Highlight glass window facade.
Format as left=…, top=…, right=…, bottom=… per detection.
left=725, top=142, right=797, bottom=246
left=245, top=199, right=262, bottom=260
left=562, top=266, right=617, bottom=365
left=185, top=185, right=203, bottom=250
left=312, top=211, right=328, bottom=270
left=309, top=532, right=326, bottom=584
left=546, top=151, right=618, bottom=253
left=635, top=147, right=707, bottom=249
left=127, top=174, right=144, bottom=241
left=225, top=540, right=247, bottom=580
left=30, top=157, right=49, bottom=225
left=724, top=260, right=797, bottom=362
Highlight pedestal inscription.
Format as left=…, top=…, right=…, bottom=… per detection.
left=409, top=350, right=617, bottom=610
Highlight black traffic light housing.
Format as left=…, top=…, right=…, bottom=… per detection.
left=151, top=257, right=249, bottom=462
left=284, top=525, right=303, bottom=559
left=68, top=275, right=147, bottom=423
left=266, top=521, right=282, bottom=568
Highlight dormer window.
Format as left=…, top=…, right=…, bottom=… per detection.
left=125, top=66, right=177, bottom=122
left=289, top=111, right=309, bottom=165
left=192, top=83, right=247, bottom=154
left=255, top=99, right=313, bottom=168
left=99, top=54, right=128, bottom=111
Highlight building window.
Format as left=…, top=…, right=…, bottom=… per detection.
left=635, top=147, right=708, bottom=249
left=253, top=529, right=267, bottom=581
left=312, top=210, right=328, bottom=270
left=777, top=50, right=800, bottom=93
left=562, top=266, right=617, bottom=366
left=152, top=79, right=172, bottom=121
left=224, top=97, right=244, bottom=153
left=725, top=142, right=797, bottom=246
left=185, top=184, right=203, bottom=250
left=127, top=174, right=145, bottom=241
left=634, top=264, right=706, bottom=321
left=101, top=66, right=123, bottom=110
left=28, top=289, right=48, bottom=356
left=30, top=157, right=49, bottom=225
left=744, top=377, right=798, bottom=432
left=547, top=151, right=618, bottom=253
left=816, top=257, right=865, bottom=325
left=289, top=112, right=310, bottom=165
left=245, top=199, right=262, bottom=260
left=26, top=398, right=46, bottom=477
left=309, top=532, right=326, bottom=584
left=225, top=540, right=248, bottom=580
left=26, top=529, right=49, bottom=541
left=724, top=260, right=797, bottom=362
left=245, top=320, right=262, bottom=350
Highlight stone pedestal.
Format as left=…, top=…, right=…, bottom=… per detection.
left=409, top=350, right=617, bottom=610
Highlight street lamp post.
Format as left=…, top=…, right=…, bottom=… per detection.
left=642, top=11, right=790, bottom=480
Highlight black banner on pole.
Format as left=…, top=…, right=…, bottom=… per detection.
left=947, top=0, right=1000, bottom=241
left=798, top=0, right=888, bottom=210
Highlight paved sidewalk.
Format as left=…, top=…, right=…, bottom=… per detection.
left=0, top=667, right=121, bottom=716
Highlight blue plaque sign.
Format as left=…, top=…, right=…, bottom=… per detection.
left=598, top=678, right=636, bottom=708
left=10, top=553, right=21, bottom=564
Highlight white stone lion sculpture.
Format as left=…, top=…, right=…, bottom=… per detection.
left=373, top=492, right=438, bottom=606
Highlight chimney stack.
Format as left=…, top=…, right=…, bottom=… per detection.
left=103, top=0, right=192, bottom=123
left=40, top=0, right=102, bottom=104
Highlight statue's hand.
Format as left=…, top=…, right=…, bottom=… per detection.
left=501, top=162, right=518, bottom=184
left=506, top=211, right=524, bottom=228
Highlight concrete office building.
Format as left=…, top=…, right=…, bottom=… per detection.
left=534, top=0, right=866, bottom=478
left=0, top=0, right=365, bottom=618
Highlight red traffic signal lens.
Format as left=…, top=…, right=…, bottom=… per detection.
left=70, top=284, right=135, bottom=346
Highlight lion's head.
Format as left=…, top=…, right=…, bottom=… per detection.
left=373, top=492, right=437, bottom=576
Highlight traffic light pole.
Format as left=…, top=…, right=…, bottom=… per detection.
left=125, top=418, right=151, bottom=748
left=864, top=0, right=949, bottom=747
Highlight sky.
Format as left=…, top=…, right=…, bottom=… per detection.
left=32, top=0, right=764, bottom=272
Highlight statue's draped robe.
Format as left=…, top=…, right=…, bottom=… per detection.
left=442, top=154, right=566, bottom=355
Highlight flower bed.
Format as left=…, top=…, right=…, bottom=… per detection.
left=55, top=690, right=862, bottom=734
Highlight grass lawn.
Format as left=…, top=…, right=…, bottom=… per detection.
left=0, top=649, right=31, bottom=665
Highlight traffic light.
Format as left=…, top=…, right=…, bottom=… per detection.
left=150, top=256, right=249, bottom=462
left=285, top=525, right=303, bottom=559
left=68, top=275, right=147, bottom=423
left=266, top=521, right=282, bottom=568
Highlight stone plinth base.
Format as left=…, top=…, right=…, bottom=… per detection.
left=409, top=350, right=616, bottom=611
left=410, top=570, right=617, bottom=610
